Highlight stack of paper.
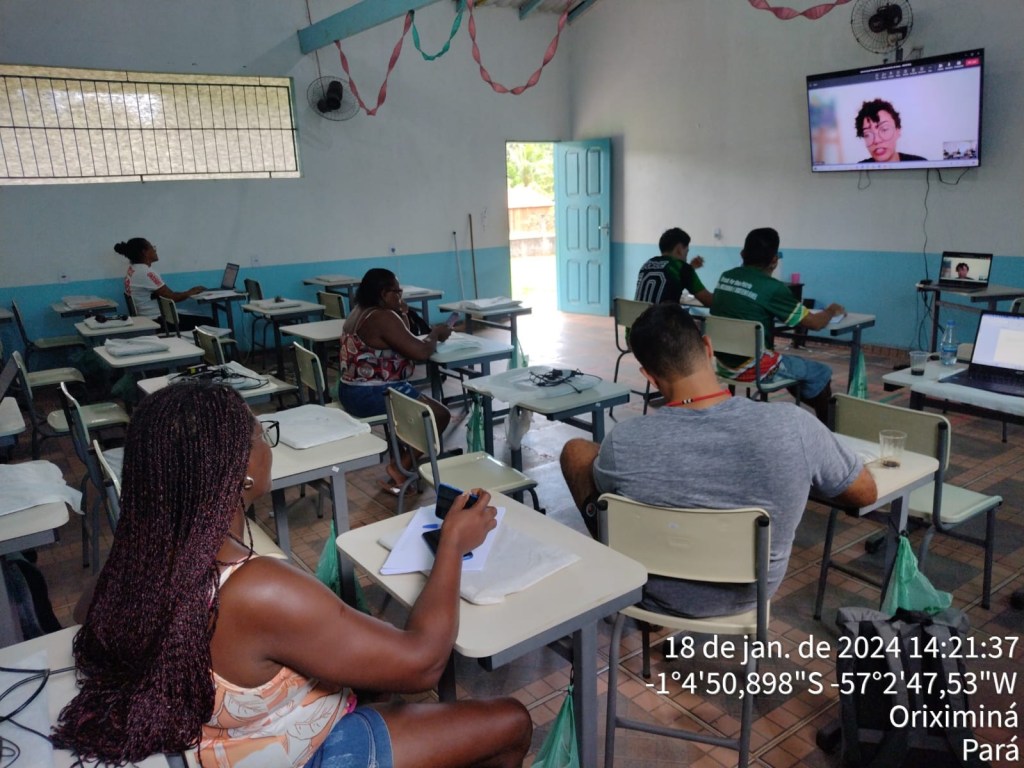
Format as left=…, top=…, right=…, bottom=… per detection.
left=103, top=338, right=170, bottom=357
left=265, top=404, right=370, bottom=449
left=380, top=505, right=504, bottom=575
left=62, top=295, right=111, bottom=310
left=0, top=460, right=82, bottom=516
left=462, top=297, right=522, bottom=311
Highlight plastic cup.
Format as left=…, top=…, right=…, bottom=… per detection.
left=909, top=351, right=928, bottom=376
left=790, top=272, right=801, bottom=284
left=879, top=430, right=907, bottom=468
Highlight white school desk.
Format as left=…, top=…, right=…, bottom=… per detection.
left=818, top=434, right=940, bottom=604
left=463, top=367, right=630, bottom=467
left=241, top=300, right=325, bottom=378
left=1, top=502, right=69, bottom=647
left=336, top=491, right=647, bottom=768
left=51, top=298, right=119, bottom=318
left=427, top=336, right=514, bottom=404
left=74, top=317, right=160, bottom=345
left=194, top=290, right=248, bottom=336
left=281, top=317, right=345, bottom=375
left=0, top=626, right=181, bottom=767
left=916, top=281, right=1024, bottom=352
left=437, top=301, right=532, bottom=350
left=270, top=428, right=387, bottom=605
left=0, top=397, right=26, bottom=451
left=93, top=337, right=204, bottom=376
left=302, top=278, right=443, bottom=323
left=775, top=312, right=876, bottom=385
left=137, top=369, right=296, bottom=405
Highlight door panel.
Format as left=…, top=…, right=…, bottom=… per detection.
left=555, top=139, right=611, bottom=315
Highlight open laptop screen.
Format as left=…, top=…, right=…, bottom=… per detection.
left=971, top=312, right=1024, bottom=372
left=220, top=263, right=240, bottom=290
left=939, top=252, right=991, bottom=288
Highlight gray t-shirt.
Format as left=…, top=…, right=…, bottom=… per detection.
left=593, top=396, right=861, bottom=618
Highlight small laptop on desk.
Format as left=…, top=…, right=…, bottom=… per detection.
left=941, top=311, right=1024, bottom=397
left=938, top=251, right=992, bottom=292
left=196, top=262, right=241, bottom=300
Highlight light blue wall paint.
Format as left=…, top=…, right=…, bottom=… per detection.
left=0, top=246, right=510, bottom=357
left=612, top=241, right=1024, bottom=350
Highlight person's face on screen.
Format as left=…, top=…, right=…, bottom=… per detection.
left=957, top=264, right=970, bottom=278
left=861, top=110, right=901, bottom=162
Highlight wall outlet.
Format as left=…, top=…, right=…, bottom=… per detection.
left=251, top=255, right=261, bottom=267
left=59, top=273, right=69, bottom=284
left=713, top=227, right=723, bottom=241
left=387, top=245, right=396, bottom=256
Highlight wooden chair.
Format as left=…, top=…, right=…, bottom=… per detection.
left=599, top=493, right=771, bottom=768
left=704, top=315, right=799, bottom=401
left=385, top=387, right=541, bottom=515
left=11, top=300, right=86, bottom=369
left=814, top=394, right=1000, bottom=616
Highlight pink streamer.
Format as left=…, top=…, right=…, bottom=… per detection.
left=467, top=0, right=570, bottom=95
left=334, top=11, right=414, bottom=116
left=746, top=0, right=854, bottom=20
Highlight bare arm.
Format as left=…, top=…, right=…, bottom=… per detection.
left=831, top=466, right=878, bottom=508
left=212, top=491, right=497, bottom=693
left=366, top=309, right=452, bottom=361
left=695, top=288, right=714, bottom=307
left=153, top=283, right=206, bottom=303
left=799, top=302, right=845, bottom=331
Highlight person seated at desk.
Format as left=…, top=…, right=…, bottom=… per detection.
left=52, top=382, right=531, bottom=768
left=634, top=228, right=713, bottom=307
left=339, top=268, right=453, bottom=491
left=559, top=304, right=877, bottom=618
left=118, top=237, right=211, bottom=331
left=710, top=227, right=845, bottom=423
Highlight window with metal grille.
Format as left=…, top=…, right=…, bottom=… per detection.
left=0, top=65, right=299, bottom=185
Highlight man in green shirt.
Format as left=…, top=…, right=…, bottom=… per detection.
left=634, top=228, right=713, bottom=307
left=710, top=227, right=845, bottom=422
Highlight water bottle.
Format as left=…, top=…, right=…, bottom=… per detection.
left=940, top=320, right=957, bottom=366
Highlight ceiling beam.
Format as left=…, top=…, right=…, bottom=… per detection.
left=518, top=0, right=544, bottom=20
left=298, top=0, right=445, bottom=54
left=568, top=0, right=599, bottom=23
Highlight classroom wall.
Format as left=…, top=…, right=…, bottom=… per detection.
left=569, top=0, right=1024, bottom=347
left=0, top=0, right=570, bottom=342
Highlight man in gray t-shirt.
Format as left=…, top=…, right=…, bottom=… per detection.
left=560, top=304, right=877, bottom=618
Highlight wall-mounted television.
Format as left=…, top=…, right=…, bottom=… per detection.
left=807, top=49, right=983, bottom=172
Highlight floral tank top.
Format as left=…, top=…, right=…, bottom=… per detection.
left=340, top=308, right=416, bottom=384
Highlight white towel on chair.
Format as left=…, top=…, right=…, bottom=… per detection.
left=0, top=461, right=82, bottom=516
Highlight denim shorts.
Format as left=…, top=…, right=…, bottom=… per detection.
left=775, top=354, right=832, bottom=399
left=303, top=707, right=394, bottom=768
left=337, top=380, right=420, bottom=418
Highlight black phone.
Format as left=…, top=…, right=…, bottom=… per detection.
left=423, top=483, right=478, bottom=558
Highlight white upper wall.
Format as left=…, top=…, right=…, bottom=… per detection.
left=0, top=0, right=572, bottom=286
left=568, top=0, right=1024, bottom=255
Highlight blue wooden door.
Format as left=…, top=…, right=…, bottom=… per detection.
left=555, top=139, right=611, bottom=315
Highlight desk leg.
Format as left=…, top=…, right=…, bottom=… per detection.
left=878, top=495, right=909, bottom=608
left=572, top=623, right=598, bottom=768
left=592, top=410, right=607, bottom=443
left=328, top=469, right=358, bottom=607
left=930, top=294, right=941, bottom=353
left=429, top=363, right=443, bottom=402
left=273, top=322, right=286, bottom=378
left=847, top=328, right=863, bottom=387
left=271, top=488, right=291, bottom=557
left=509, top=315, right=519, bottom=352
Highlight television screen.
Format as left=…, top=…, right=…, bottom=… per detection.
left=807, top=49, right=983, bottom=172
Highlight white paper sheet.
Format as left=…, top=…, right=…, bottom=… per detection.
left=379, top=504, right=504, bottom=574
left=264, top=404, right=370, bottom=449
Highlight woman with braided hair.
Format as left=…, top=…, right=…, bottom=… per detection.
left=53, top=382, right=531, bottom=768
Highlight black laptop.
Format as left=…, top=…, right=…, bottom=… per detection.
left=219, top=262, right=240, bottom=290
left=937, top=252, right=992, bottom=292
left=941, top=311, right=1024, bottom=397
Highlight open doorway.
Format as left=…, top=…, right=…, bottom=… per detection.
left=506, top=141, right=555, bottom=313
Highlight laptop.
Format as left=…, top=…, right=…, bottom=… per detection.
left=941, top=311, right=1024, bottom=397
left=937, top=251, right=992, bottom=292
left=196, top=263, right=241, bottom=300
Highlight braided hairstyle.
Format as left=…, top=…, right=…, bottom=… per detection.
left=52, top=382, right=255, bottom=764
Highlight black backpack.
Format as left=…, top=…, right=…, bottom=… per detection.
left=835, top=606, right=990, bottom=768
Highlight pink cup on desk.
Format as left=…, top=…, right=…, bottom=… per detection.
left=790, top=273, right=801, bottom=284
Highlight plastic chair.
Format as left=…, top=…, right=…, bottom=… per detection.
left=193, top=327, right=228, bottom=366
left=599, top=493, right=771, bottom=768
left=814, top=394, right=1000, bottom=616
left=704, top=315, right=799, bottom=401
left=124, top=292, right=138, bottom=317
left=157, top=295, right=183, bottom=337
left=11, top=300, right=87, bottom=369
left=58, top=382, right=129, bottom=571
left=292, top=342, right=389, bottom=438
left=93, top=437, right=122, bottom=527
left=611, top=298, right=656, bottom=414
left=385, top=387, right=541, bottom=515
left=1, top=336, right=84, bottom=393
left=317, top=290, right=346, bottom=319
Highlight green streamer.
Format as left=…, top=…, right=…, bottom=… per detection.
left=411, top=4, right=464, bottom=62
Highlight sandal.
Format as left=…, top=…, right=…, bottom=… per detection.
left=378, top=479, right=419, bottom=497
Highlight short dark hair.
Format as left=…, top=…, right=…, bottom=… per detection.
left=630, top=304, right=705, bottom=379
left=855, top=98, right=902, bottom=138
left=114, top=238, right=150, bottom=264
left=740, top=227, right=780, bottom=268
left=658, top=228, right=691, bottom=254
left=956, top=262, right=969, bottom=272
left=355, top=268, right=397, bottom=308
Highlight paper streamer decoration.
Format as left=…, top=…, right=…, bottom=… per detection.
left=747, top=0, right=854, bottom=20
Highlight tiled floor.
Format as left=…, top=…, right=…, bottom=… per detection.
left=10, top=306, right=1024, bottom=767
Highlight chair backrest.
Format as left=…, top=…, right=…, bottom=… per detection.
left=293, top=343, right=327, bottom=405
left=703, top=315, right=766, bottom=362
left=386, top=387, right=441, bottom=469
left=317, top=290, right=345, bottom=319
left=193, top=327, right=226, bottom=366
left=93, top=437, right=122, bottom=526
left=10, top=350, right=36, bottom=410
left=124, top=292, right=138, bottom=317
left=10, top=300, right=31, bottom=348
left=1011, top=297, right=1024, bottom=315
left=58, top=381, right=100, bottom=483
left=613, top=298, right=652, bottom=353
left=831, top=393, right=950, bottom=471
left=157, top=296, right=181, bottom=337
left=244, top=278, right=264, bottom=302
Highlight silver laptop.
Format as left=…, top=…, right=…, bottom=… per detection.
left=942, top=311, right=1024, bottom=397
left=938, top=252, right=992, bottom=292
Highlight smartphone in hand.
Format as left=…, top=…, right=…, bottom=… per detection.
left=445, top=312, right=460, bottom=328
left=423, top=483, right=478, bottom=558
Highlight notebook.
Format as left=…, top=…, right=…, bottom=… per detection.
left=941, top=311, right=1024, bottom=397
left=937, top=252, right=992, bottom=292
